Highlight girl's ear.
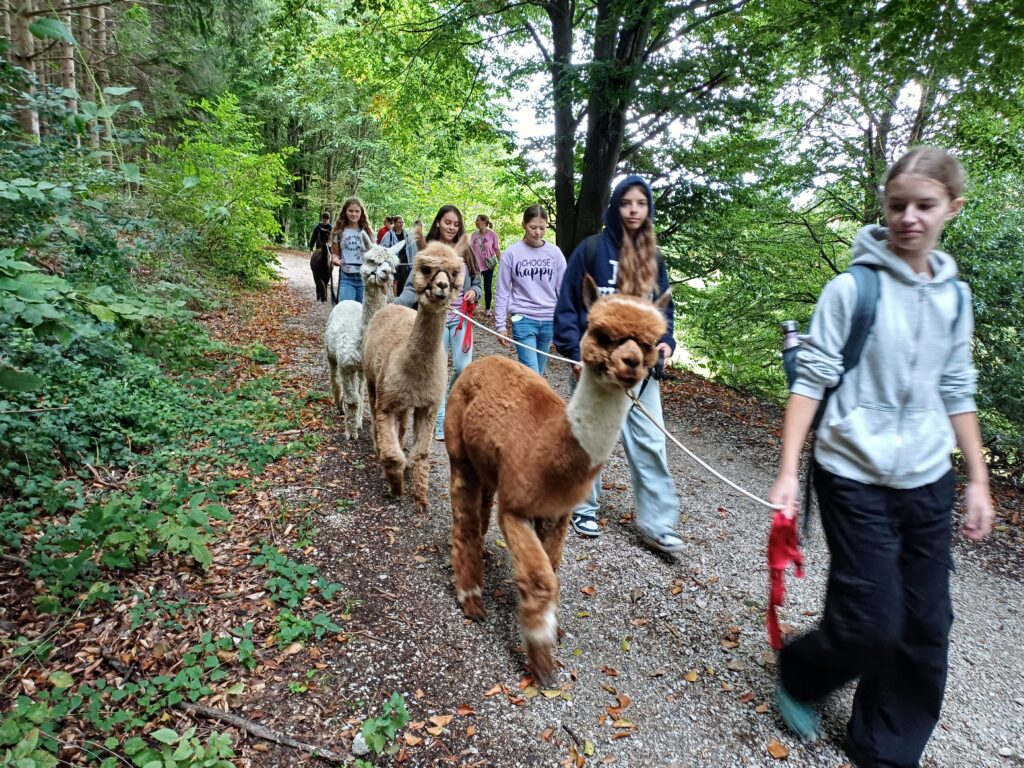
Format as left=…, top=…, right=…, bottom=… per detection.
left=946, top=196, right=965, bottom=221
left=582, top=274, right=600, bottom=309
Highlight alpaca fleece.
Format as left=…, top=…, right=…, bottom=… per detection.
left=445, top=281, right=670, bottom=682
left=362, top=243, right=465, bottom=512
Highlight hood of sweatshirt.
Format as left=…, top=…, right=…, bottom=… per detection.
left=850, top=225, right=959, bottom=285
left=602, top=175, right=655, bottom=247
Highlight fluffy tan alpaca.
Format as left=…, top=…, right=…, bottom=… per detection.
left=444, top=277, right=670, bottom=682
left=361, top=243, right=465, bottom=512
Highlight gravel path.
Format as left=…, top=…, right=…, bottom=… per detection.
left=263, top=251, right=1024, bottom=767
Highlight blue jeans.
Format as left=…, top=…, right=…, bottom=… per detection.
left=511, top=315, right=554, bottom=375
left=435, top=318, right=473, bottom=436
left=338, top=272, right=363, bottom=303
left=572, top=378, right=680, bottom=537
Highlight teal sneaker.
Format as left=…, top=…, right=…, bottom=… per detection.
left=775, top=683, right=819, bottom=742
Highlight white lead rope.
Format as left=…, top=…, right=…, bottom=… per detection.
left=450, top=308, right=780, bottom=510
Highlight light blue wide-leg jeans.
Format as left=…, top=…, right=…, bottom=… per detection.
left=435, top=318, right=473, bottom=437
left=572, top=377, right=680, bottom=537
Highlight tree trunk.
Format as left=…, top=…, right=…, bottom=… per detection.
left=11, top=0, right=40, bottom=139
left=546, top=0, right=577, bottom=254
left=573, top=0, right=656, bottom=250
left=60, top=10, right=77, bottom=112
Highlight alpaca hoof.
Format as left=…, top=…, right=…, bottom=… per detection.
left=556, top=625, right=566, bottom=642
left=527, top=644, right=557, bottom=686
left=414, top=498, right=429, bottom=514
left=460, top=593, right=486, bottom=621
left=386, top=477, right=404, bottom=496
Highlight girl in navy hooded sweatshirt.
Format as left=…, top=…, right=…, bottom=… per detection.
left=553, top=176, right=683, bottom=553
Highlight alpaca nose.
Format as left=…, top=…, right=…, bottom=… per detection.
left=622, top=354, right=640, bottom=371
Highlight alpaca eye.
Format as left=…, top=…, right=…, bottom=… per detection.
left=592, top=329, right=610, bottom=347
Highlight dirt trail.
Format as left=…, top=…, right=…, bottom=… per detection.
left=251, top=251, right=1024, bottom=767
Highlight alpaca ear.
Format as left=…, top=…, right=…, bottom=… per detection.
left=387, top=240, right=405, bottom=256
left=582, top=274, right=600, bottom=309
left=361, top=231, right=374, bottom=250
left=653, top=287, right=672, bottom=312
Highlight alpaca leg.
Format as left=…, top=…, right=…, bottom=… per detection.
left=355, top=376, right=365, bottom=437
left=398, top=410, right=409, bottom=450
left=499, top=512, right=560, bottom=684
left=328, top=357, right=343, bottom=413
left=341, top=371, right=361, bottom=440
left=536, top=515, right=571, bottom=573
left=366, top=382, right=378, bottom=455
left=409, top=406, right=437, bottom=513
left=451, top=459, right=486, bottom=620
left=480, top=484, right=495, bottom=541
left=375, top=409, right=405, bottom=496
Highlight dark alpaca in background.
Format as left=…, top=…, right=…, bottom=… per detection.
left=310, top=246, right=334, bottom=303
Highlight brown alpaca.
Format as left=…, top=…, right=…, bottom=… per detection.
left=444, top=277, right=670, bottom=682
left=361, top=243, right=465, bottom=512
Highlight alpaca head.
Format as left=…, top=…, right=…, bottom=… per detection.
left=581, top=275, right=670, bottom=389
left=410, top=243, right=464, bottom=308
left=360, top=240, right=404, bottom=289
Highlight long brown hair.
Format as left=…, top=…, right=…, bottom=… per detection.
left=331, top=197, right=373, bottom=241
left=428, top=204, right=479, bottom=277
left=616, top=184, right=658, bottom=297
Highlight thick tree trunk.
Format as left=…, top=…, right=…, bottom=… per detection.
left=11, top=0, right=40, bottom=139
left=2, top=7, right=11, bottom=42
left=547, top=0, right=657, bottom=254
left=546, top=0, right=577, bottom=254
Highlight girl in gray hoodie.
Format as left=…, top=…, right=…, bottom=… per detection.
left=768, top=147, right=993, bottom=768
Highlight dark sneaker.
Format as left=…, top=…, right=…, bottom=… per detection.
left=570, top=513, right=600, bottom=537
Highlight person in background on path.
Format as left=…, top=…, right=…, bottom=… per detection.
left=553, top=175, right=683, bottom=554
left=376, top=216, right=394, bottom=244
left=470, top=214, right=501, bottom=318
left=381, top=215, right=417, bottom=295
left=308, top=211, right=333, bottom=302
left=494, top=204, right=566, bottom=375
left=330, top=197, right=374, bottom=303
left=309, top=210, right=332, bottom=253
left=768, top=147, right=994, bottom=768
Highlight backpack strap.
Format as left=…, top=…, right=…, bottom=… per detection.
left=952, top=280, right=965, bottom=330
left=803, top=264, right=879, bottom=535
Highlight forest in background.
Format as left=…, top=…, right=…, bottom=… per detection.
left=2, top=0, right=1022, bottom=490
left=1, top=1, right=1022, bottom=764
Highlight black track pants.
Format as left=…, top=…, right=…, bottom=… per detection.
left=779, top=465, right=955, bottom=768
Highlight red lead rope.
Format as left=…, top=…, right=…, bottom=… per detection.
left=766, top=512, right=805, bottom=650
left=456, top=299, right=476, bottom=353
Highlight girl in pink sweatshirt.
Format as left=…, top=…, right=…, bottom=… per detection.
left=470, top=215, right=501, bottom=316
left=494, top=205, right=566, bottom=375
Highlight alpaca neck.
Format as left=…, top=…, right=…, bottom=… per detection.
left=405, top=301, right=447, bottom=358
left=566, top=366, right=633, bottom=469
left=360, top=283, right=390, bottom=327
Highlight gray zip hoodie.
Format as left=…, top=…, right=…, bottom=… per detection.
left=792, top=225, right=977, bottom=489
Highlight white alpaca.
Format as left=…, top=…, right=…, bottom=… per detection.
left=325, top=238, right=404, bottom=439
